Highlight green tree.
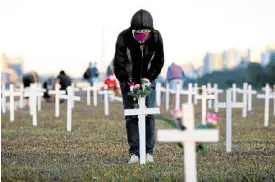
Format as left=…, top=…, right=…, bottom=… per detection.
left=264, top=63, right=275, bottom=85
left=245, top=63, right=264, bottom=89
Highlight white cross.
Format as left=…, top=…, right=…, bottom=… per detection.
left=24, top=84, right=44, bottom=126
left=1, top=84, right=8, bottom=113
left=98, top=85, right=113, bottom=116
left=247, top=84, right=257, bottom=112
left=49, top=84, right=66, bottom=117
left=82, top=85, right=98, bottom=106
left=193, top=83, right=198, bottom=105
left=70, top=83, right=80, bottom=109
left=196, top=85, right=215, bottom=125
left=180, top=83, right=195, bottom=105
left=59, top=86, right=81, bottom=131
left=232, top=83, right=238, bottom=103
left=214, top=89, right=243, bottom=152
left=261, top=84, right=275, bottom=116
left=37, top=83, right=46, bottom=112
left=15, top=84, right=25, bottom=108
left=257, top=84, right=275, bottom=127
left=156, top=83, right=166, bottom=107
left=236, top=83, right=249, bottom=118
left=207, top=84, right=223, bottom=112
left=124, top=97, right=160, bottom=164
left=158, top=103, right=219, bottom=182
left=109, top=94, right=123, bottom=103
left=165, top=83, right=170, bottom=111
left=207, top=83, right=213, bottom=109
left=4, top=84, right=21, bottom=121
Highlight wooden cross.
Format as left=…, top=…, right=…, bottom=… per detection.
left=214, top=89, right=243, bottom=152
left=158, top=103, right=219, bottom=182
left=257, top=84, right=275, bottom=127
left=59, top=86, right=81, bottom=131
left=124, top=97, right=160, bottom=164
left=247, top=84, right=257, bottom=112
left=49, top=84, right=66, bottom=117
left=5, top=84, right=21, bottom=121
left=196, top=85, right=215, bottom=125
left=98, top=85, right=113, bottom=116
left=24, top=84, right=44, bottom=126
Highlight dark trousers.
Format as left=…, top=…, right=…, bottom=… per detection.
left=120, top=81, right=156, bottom=156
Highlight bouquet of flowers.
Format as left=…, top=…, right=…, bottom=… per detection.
left=127, top=80, right=152, bottom=108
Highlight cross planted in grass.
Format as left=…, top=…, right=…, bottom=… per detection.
left=59, top=86, right=81, bottom=131
left=158, top=103, right=219, bottom=182
left=49, top=84, right=66, bottom=117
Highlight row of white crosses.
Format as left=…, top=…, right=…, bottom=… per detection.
left=82, top=83, right=98, bottom=107
left=1, top=84, right=25, bottom=114
left=24, top=84, right=44, bottom=126
left=206, top=83, right=223, bottom=112
left=158, top=104, right=219, bottom=182
left=257, top=84, right=275, bottom=127
left=2, top=84, right=21, bottom=121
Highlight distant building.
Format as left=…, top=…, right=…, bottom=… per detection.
left=1, top=53, right=24, bottom=83
left=182, top=62, right=195, bottom=78
left=203, top=53, right=222, bottom=75
left=240, top=49, right=251, bottom=67
left=261, top=50, right=275, bottom=66
left=222, top=48, right=241, bottom=69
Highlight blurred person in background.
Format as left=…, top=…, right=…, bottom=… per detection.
left=22, top=71, right=39, bottom=105
left=42, top=81, right=53, bottom=103
left=56, top=70, right=71, bottom=103
left=113, top=9, right=164, bottom=164
left=167, top=63, right=185, bottom=90
left=91, top=62, right=100, bottom=86
left=106, top=60, right=114, bottom=78
left=104, top=73, right=119, bottom=96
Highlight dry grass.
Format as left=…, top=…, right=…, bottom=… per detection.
left=1, top=96, right=275, bottom=181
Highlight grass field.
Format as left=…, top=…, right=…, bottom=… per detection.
left=1, top=96, right=275, bottom=181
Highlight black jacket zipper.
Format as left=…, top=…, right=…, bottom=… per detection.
left=140, top=44, right=144, bottom=82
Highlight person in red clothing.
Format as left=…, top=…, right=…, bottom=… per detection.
left=104, top=73, right=119, bottom=96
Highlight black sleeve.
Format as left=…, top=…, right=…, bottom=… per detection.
left=113, top=33, right=128, bottom=82
left=145, top=31, right=165, bottom=81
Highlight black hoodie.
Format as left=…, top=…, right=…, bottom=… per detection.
left=113, top=9, right=164, bottom=84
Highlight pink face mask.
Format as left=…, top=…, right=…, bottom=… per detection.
left=134, top=32, right=150, bottom=43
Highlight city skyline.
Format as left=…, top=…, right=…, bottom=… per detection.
left=1, top=0, right=275, bottom=77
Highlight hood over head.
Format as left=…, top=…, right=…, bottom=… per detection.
left=131, top=9, right=153, bottom=30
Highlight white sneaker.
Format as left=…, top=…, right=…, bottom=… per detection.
left=146, top=153, right=154, bottom=163
left=128, top=154, right=139, bottom=164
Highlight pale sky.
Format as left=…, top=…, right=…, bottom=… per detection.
left=1, top=0, right=275, bottom=77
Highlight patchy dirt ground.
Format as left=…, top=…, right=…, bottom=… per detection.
left=1, top=94, right=275, bottom=181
